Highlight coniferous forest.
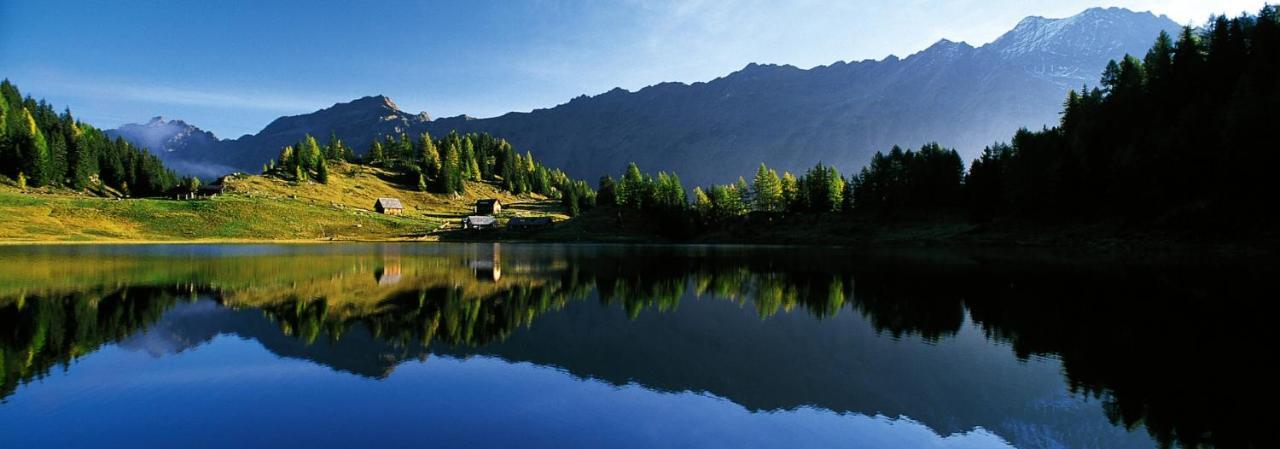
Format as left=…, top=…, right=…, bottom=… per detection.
left=595, top=7, right=1279, bottom=240
left=263, top=130, right=597, bottom=216
left=0, top=80, right=178, bottom=196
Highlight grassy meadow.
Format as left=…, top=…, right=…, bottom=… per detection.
left=0, top=162, right=564, bottom=242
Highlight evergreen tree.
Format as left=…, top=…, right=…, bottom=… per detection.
left=1144, top=31, right=1175, bottom=90
left=369, top=140, right=385, bottom=163
left=693, top=187, right=712, bottom=216
left=398, top=133, right=413, bottom=162
left=16, top=108, right=50, bottom=186
left=619, top=163, right=645, bottom=210
left=468, top=150, right=482, bottom=182
left=278, top=146, right=295, bottom=172
left=563, top=186, right=581, bottom=217
left=780, top=172, right=799, bottom=211
left=735, top=176, right=751, bottom=211
left=316, top=159, right=330, bottom=184
left=418, top=132, right=440, bottom=178
left=70, top=126, right=94, bottom=190
left=299, top=135, right=322, bottom=171
left=437, top=139, right=463, bottom=194
left=597, top=176, right=617, bottom=207
left=48, top=131, right=68, bottom=186
left=752, top=163, right=783, bottom=212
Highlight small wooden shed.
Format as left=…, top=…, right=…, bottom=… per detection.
left=375, top=198, right=404, bottom=215
left=475, top=199, right=502, bottom=215
left=463, top=215, right=497, bottom=230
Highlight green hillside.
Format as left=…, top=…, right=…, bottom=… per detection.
left=0, top=162, right=564, bottom=242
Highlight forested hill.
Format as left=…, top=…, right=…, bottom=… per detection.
left=0, top=80, right=177, bottom=196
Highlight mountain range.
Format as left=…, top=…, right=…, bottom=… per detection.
left=107, top=7, right=1180, bottom=187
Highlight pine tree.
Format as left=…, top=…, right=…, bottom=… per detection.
left=620, top=162, right=644, bottom=209
left=369, top=140, right=385, bottom=163
left=563, top=186, right=581, bottom=217
left=48, top=130, right=68, bottom=186
left=300, top=135, right=322, bottom=171
left=326, top=132, right=342, bottom=160
left=693, top=186, right=712, bottom=215
left=398, top=133, right=413, bottom=162
left=317, top=160, right=329, bottom=184
left=0, top=92, right=8, bottom=144
left=1144, top=31, right=1175, bottom=90
left=418, top=173, right=428, bottom=192
left=597, top=176, right=617, bottom=207
left=278, top=146, right=294, bottom=171
left=752, top=163, right=783, bottom=212
left=70, top=126, right=94, bottom=190
left=418, top=132, right=440, bottom=178
left=437, top=140, right=463, bottom=194
left=16, top=171, right=26, bottom=191
left=735, top=177, right=751, bottom=211
left=16, top=108, right=50, bottom=186
left=780, top=172, right=799, bottom=212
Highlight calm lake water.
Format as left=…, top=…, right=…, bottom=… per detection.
left=0, top=243, right=1270, bottom=448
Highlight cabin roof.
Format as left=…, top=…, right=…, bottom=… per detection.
left=464, top=215, right=497, bottom=225
left=476, top=199, right=500, bottom=206
left=375, top=198, right=403, bottom=209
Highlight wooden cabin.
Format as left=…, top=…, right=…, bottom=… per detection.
left=507, top=216, right=553, bottom=230
left=462, top=215, right=498, bottom=230
left=475, top=199, right=502, bottom=215
left=374, top=198, right=404, bottom=215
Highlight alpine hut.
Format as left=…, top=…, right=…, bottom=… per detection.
left=475, top=199, right=502, bottom=215
left=374, top=198, right=404, bottom=215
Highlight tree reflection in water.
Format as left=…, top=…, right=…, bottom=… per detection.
left=0, top=244, right=1272, bottom=448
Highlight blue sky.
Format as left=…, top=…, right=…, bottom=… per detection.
left=0, top=0, right=1267, bottom=137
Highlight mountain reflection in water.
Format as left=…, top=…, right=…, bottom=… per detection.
left=0, top=243, right=1272, bottom=449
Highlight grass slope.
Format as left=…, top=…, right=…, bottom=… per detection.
left=0, top=162, right=563, bottom=242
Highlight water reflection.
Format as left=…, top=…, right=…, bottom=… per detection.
left=0, top=244, right=1272, bottom=448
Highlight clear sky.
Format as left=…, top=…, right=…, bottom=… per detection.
left=0, top=0, right=1268, bottom=137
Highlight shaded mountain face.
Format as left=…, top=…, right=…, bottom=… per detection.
left=112, top=7, right=1178, bottom=187
left=422, top=7, right=1180, bottom=187
left=217, top=95, right=431, bottom=170
left=105, top=117, right=228, bottom=178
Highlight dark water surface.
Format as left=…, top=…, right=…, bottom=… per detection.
left=0, top=243, right=1271, bottom=448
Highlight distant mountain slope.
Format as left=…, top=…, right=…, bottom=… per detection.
left=110, top=96, right=430, bottom=177
left=105, top=116, right=226, bottom=178
left=423, top=7, right=1180, bottom=186
left=217, top=95, right=430, bottom=170
left=110, top=7, right=1179, bottom=187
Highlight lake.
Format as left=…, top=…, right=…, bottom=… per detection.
left=0, top=243, right=1270, bottom=448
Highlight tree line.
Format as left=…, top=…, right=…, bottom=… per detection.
left=0, top=80, right=178, bottom=196
left=595, top=7, right=1279, bottom=235
left=266, top=130, right=597, bottom=215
